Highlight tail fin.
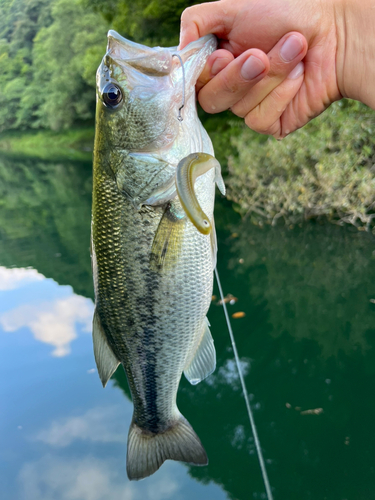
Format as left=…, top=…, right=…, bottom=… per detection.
left=126, top=414, right=208, bottom=480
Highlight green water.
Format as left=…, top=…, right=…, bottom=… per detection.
left=1, top=154, right=375, bottom=500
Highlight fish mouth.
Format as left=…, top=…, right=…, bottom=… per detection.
left=107, top=29, right=216, bottom=55
left=106, top=30, right=217, bottom=78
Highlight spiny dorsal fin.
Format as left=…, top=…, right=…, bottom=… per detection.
left=92, top=309, right=120, bottom=387
left=184, top=317, right=216, bottom=385
left=150, top=204, right=186, bottom=272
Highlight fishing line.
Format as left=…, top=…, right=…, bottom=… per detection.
left=172, top=53, right=185, bottom=122
left=214, top=267, right=274, bottom=500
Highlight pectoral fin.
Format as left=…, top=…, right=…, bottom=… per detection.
left=150, top=204, right=186, bottom=272
left=184, top=318, right=216, bottom=385
left=142, top=174, right=177, bottom=206
left=115, top=153, right=176, bottom=207
left=214, top=168, right=226, bottom=196
left=92, top=309, right=120, bottom=387
left=210, top=216, right=218, bottom=269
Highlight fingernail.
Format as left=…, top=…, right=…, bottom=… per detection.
left=288, top=61, right=304, bottom=79
left=280, top=35, right=303, bottom=62
left=211, top=57, right=232, bottom=76
left=241, top=56, right=266, bottom=81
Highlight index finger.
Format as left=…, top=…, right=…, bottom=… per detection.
left=179, top=2, right=235, bottom=48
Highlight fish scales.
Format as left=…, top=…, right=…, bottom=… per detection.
left=91, top=31, right=220, bottom=480
left=93, top=164, right=214, bottom=426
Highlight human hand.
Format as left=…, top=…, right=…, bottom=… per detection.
left=179, top=0, right=341, bottom=138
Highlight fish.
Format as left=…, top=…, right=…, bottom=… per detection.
left=91, top=30, right=225, bottom=481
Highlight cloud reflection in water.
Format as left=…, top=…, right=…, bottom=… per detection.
left=0, top=266, right=44, bottom=291
left=19, top=455, right=181, bottom=500
left=34, top=406, right=128, bottom=446
left=0, top=266, right=94, bottom=356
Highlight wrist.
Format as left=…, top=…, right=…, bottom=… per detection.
left=335, top=0, right=375, bottom=108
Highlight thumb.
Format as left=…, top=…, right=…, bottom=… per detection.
left=179, top=2, right=234, bottom=49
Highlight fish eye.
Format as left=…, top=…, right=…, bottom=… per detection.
left=102, top=83, right=122, bottom=108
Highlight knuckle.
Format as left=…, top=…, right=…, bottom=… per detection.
left=180, top=6, right=190, bottom=20
left=220, top=71, right=240, bottom=94
left=180, top=5, right=197, bottom=22
left=245, top=110, right=279, bottom=136
left=230, top=102, right=246, bottom=119
left=244, top=110, right=264, bottom=133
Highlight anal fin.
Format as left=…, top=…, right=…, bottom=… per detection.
left=93, top=309, right=120, bottom=387
left=184, top=318, right=216, bottom=385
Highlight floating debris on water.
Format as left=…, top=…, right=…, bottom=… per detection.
left=285, top=404, right=323, bottom=415
left=300, top=408, right=324, bottom=415
left=211, top=295, right=217, bottom=301
left=232, top=312, right=246, bottom=319
left=239, top=258, right=244, bottom=264
left=217, top=293, right=238, bottom=306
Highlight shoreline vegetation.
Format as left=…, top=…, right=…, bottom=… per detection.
left=1, top=0, right=375, bottom=231
left=0, top=128, right=94, bottom=161
left=2, top=99, right=375, bottom=233
left=227, top=99, right=375, bottom=232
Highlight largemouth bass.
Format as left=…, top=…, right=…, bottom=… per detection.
left=91, top=30, right=225, bottom=481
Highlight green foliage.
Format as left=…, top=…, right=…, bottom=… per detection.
left=0, top=0, right=206, bottom=133
left=0, top=0, right=109, bottom=132
left=30, top=0, right=108, bottom=130
left=201, top=112, right=245, bottom=174
left=0, top=0, right=53, bottom=131
left=227, top=100, right=375, bottom=229
left=86, top=0, right=202, bottom=47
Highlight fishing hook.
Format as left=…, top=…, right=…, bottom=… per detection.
left=172, top=53, right=185, bottom=122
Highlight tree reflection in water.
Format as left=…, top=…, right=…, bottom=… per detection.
left=1, top=154, right=375, bottom=500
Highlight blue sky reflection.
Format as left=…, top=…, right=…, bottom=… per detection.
left=0, top=266, right=229, bottom=500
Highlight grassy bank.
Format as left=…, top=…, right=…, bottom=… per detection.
left=0, top=128, right=94, bottom=162
left=226, top=100, right=375, bottom=231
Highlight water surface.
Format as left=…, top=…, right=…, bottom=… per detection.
left=1, top=154, right=375, bottom=500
